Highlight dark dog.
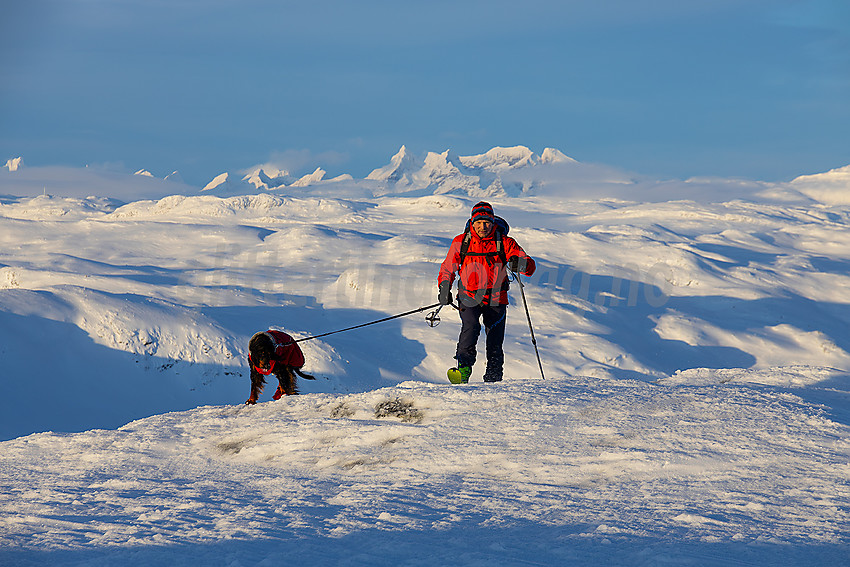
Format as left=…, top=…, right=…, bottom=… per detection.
left=246, top=330, right=315, bottom=404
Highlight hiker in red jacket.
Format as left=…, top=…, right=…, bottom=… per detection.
left=438, top=201, right=536, bottom=383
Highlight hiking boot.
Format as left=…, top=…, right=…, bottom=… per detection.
left=448, top=366, right=472, bottom=384
left=482, top=368, right=503, bottom=383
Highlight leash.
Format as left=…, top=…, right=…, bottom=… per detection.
left=289, top=302, right=455, bottom=344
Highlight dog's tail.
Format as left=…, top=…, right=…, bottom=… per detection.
left=294, top=368, right=317, bottom=380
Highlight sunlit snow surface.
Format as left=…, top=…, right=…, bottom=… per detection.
left=2, top=377, right=848, bottom=565
left=1, top=155, right=849, bottom=564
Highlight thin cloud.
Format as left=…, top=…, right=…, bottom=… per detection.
left=243, top=149, right=350, bottom=177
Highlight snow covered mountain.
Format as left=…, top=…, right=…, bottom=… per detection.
left=291, top=166, right=327, bottom=187
left=459, top=145, right=539, bottom=170
left=134, top=168, right=184, bottom=183
left=242, top=166, right=294, bottom=190
left=4, top=156, right=23, bottom=171
left=366, top=144, right=420, bottom=183
left=164, top=170, right=184, bottom=184
left=364, top=145, right=594, bottom=197
left=201, top=145, right=626, bottom=199
left=1, top=150, right=849, bottom=565
left=791, top=164, right=850, bottom=204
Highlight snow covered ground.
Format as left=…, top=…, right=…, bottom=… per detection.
left=1, top=147, right=848, bottom=565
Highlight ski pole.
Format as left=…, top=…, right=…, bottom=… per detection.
left=425, top=301, right=459, bottom=327
left=290, top=302, right=443, bottom=344
left=511, top=269, right=545, bottom=380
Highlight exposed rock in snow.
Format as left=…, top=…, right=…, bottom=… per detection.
left=5, top=157, right=24, bottom=172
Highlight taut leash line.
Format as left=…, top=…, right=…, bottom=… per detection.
left=290, top=302, right=445, bottom=344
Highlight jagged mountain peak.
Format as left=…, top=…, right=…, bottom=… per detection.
left=366, top=145, right=421, bottom=182
left=292, top=167, right=326, bottom=187
left=164, top=171, right=184, bottom=184
left=199, top=145, right=583, bottom=197
left=459, top=146, right=537, bottom=170
left=201, top=172, right=235, bottom=192
left=242, top=166, right=292, bottom=190
left=5, top=157, right=24, bottom=172
left=540, top=147, right=576, bottom=164
left=423, top=149, right=459, bottom=168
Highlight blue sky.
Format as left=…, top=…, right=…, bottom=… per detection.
left=1, top=0, right=848, bottom=186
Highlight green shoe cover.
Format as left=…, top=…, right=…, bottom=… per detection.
left=447, top=366, right=472, bottom=384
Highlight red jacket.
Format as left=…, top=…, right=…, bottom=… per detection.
left=438, top=229, right=535, bottom=306
left=263, top=330, right=305, bottom=368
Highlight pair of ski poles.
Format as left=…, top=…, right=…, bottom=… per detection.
left=289, top=270, right=545, bottom=380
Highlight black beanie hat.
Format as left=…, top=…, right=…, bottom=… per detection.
left=471, top=201, right=494, bottom=223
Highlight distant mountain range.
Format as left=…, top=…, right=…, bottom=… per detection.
left=4, top=147, right=850, bottom=204
left=200, top=145, right=584, bottom=198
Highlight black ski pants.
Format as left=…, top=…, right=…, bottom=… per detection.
left=455, top=300, right=506, bottom=372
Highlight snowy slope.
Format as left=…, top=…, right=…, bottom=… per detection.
left=1, top=148, right=849, bottom=565
left=1, top=375, right=847, bottom=566
left=791, top=164, right=850, bottom=205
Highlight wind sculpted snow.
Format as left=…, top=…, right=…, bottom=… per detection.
left=1, top=149, right=849, bottom=564
left=0, top=377, right=847, bottom=565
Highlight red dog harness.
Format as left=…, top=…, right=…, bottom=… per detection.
left=249, top=330, right=305, bottom=375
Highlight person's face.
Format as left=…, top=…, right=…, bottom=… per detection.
left=472, top=218, right=494, bottom=238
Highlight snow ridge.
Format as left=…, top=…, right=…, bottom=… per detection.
left=791, top=164, right=850, bottom=204
left=203, top=145, right=587, bottom=197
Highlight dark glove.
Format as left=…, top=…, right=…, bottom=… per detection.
left=508, top=255, right=527, bottom=273
left=438, top=281, right=453, bottom=305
